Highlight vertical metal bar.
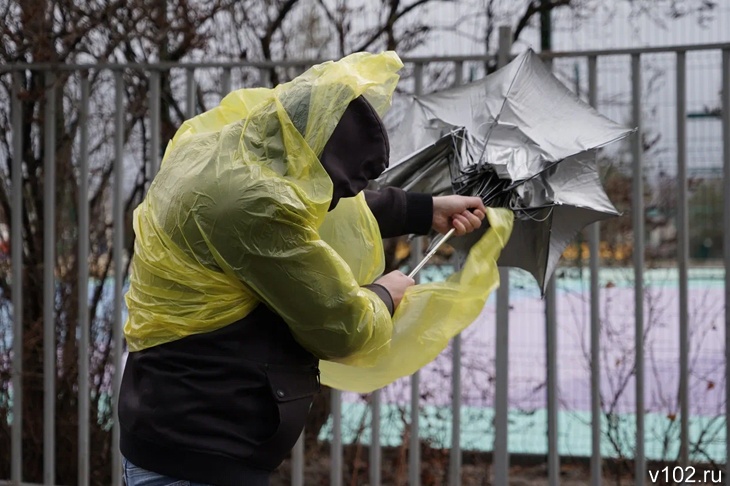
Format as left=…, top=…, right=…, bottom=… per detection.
left=111, top=70, right=125, bottom=486
left=186, top=68, right=196, bottom=119
left=494, top=269, right=510, bottom=486
left=449, top=335, right=462, bottom=486
left=631, top=53, right=646, bottom=486
left=259, top=67, right=271, bottom=88
left=494, top=28, right=513, bottom=486
left=330, top=390, right=343, bottom=486
left=43, top=71, right=56, bottom=486
left=409, top=64, right=425, bottom=486
left=291, top=431, right=304, bottom=486
left=722, top=47, right=730, bottom=485
left=675, top=50, right=690, bottom=470
left=414, top=63, right=424, bottom=96
left=78, top=73, right=91, bottom=486
left=149, top=70, right=161, bottom=178
left=498, top=26, right=512, bottom=68
left=542, top=49, right=559, bottom=486
left=369, top=390, right=381, bottom=486
left=546, top=276, right=559, bottom=486
left=409, top=368, right=420, bottom=486
left=221, top=68, right=232, bottom=96
left=448, top=59, right=465, bottom=486
left=587, top=55, right=602, bottom=486
left=453, top=61, right=464, bottom=87
left=11, top=69, right=24, bottom=486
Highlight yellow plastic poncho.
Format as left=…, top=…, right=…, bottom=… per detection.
left=124, top=51, right=514, bottom=392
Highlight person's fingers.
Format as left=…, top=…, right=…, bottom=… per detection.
left=452, top=212, right=477, bottom=234
left=466, top=196, right=486, bottom=212
left=400, top=272, right=415, bottom=286
left=452, top=215, right=468, bottom=235
left=461, top=210, right=482, bottom=230
left=471, top=208, right=486, bottom=221
left=375, top=271, right=417, bottom=309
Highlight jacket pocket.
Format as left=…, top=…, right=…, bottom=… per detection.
left=251, top=364, right=320, bottom=470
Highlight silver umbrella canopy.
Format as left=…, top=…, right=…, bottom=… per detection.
left=377, top=49, right=633, bottom=292
left=449, top=151, right=620, bottom=291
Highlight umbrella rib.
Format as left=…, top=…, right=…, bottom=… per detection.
left=474, top=52, right=531, bottom=168
left=519, top=207, right=554, bottom=223
left=402, top=154, right=449, bottom=191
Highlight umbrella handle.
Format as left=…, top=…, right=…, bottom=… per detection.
left=408, top=228, right=456, bottom=279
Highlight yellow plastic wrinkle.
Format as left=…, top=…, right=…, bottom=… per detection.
left=319, top=207, right=514, bottom=393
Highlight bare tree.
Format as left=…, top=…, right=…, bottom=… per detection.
left=0, top=1, right=239, bottom=483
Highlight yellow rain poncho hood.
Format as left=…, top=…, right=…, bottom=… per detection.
left=124, top=51, right=513, bottom=392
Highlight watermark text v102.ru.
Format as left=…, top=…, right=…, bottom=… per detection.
left=649, top=467, right=721, bottom=484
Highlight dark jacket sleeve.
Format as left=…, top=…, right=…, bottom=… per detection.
left=363, top=283, right=395, bottom=315
left=363, top=188, right=433, bottom=238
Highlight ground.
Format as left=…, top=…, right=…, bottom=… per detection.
left=270, top=444, right=649, bottom=485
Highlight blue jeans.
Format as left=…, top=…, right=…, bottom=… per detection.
left=123, top=458, right=211, bottom=486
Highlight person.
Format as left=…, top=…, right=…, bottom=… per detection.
left=119, top=54, right=485, bottom=486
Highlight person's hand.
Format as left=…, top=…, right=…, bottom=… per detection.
left=374, top=270, right=415, bottom=310
left=432, top=195, right=486, bottom=235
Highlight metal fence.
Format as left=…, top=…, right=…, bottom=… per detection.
left=1, top=29, right=729, bottom=486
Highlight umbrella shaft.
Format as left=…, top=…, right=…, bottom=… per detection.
left=408, top=228, right=456, bottom=279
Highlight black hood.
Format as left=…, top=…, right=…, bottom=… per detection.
left=319, top=96, right=390, bottom=210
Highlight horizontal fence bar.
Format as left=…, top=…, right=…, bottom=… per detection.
left=541, top=42, right=730, bottom=58
left=2, top=42, right=729, bottom=73
left=0, top=56, right=485, bottom=72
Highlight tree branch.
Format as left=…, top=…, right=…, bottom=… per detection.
left=354, top=0, right=433, bottom=53
left=262, top=0, right=300, bottom=55
left=316, top=0, right=346, bottom=57
left=512, top=0, right=572, bottom=43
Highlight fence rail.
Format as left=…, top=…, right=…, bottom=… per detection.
left=2, top=34, right=730, bottom=486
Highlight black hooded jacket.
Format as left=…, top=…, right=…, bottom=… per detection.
left=118, top=97, right=433, bottom=485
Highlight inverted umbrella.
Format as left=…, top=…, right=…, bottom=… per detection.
left=377, top=49, right=634, bottom=291
left=450, top=150, right=620, bottom=290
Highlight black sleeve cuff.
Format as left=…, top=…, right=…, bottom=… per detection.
left=363, top=283, right=395, bottom=316
left=404, top=192, right=434, bottom=236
